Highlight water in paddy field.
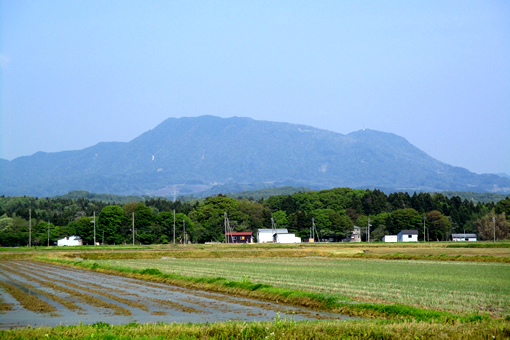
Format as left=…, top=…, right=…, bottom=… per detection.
left=0, top=261, right=357, bottom=328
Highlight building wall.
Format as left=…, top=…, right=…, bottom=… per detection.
left=257, top=232, right=273, bottom=243
left=397, top=233, right=418, bottom=242
left=274, top=233, right=301, bottom=244
left=383, top=235, right=397, bottom=242
left=227, top=235, right=252, bottom=243
left=452, top=237, right=477, bottom=242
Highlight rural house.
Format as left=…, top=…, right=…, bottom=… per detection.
left=397, top=230, right=418, bottom=242
left=382, top=235, right=397, bottom=242
left=57, top=236, right=83, bottom=246
left=273, top=232, right=301, bottom=244
left=225, top=232, right=253, bottom=243
left=257, top=228, right=288, bottom=243
left=342, top=226, right=361, bottom=242
left=451, top=233, right=477, bottom=242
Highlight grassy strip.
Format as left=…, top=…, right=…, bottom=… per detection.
left=0, top=281, right=57, bottom=314
left=337, top=252, right=510, bottom=263
left=1, top=319, right=509, bottom=340
left=39, top=257, right=490, bottom=323
left=33, top=248, right=510, bottom=263
left=447, top=243, right=510, bottom=248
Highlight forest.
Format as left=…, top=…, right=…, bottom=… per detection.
left=0, top=188, right=509, bottom=246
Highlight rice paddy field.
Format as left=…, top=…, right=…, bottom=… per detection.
left=100, top=257, right=510, bottom=317
left=2, top=244, right=510, bottom=339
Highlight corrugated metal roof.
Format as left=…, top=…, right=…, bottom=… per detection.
left=227, top=232, right=253, bottom=236
left=257, top=229, right=288, bottom=233
left=399, top=230, right=418, bottom=235
left=451, top=234, right=477, bottom=238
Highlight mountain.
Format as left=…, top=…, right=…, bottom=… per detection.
left=1, top=115, right=509, bottom=197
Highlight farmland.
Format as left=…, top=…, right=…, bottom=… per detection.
left=1, top=243, right=510, bottom=339
left=0, top=260, right=345, bottom=329
left=101, top=257, right=510, bottom=317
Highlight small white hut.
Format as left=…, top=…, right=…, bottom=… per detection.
left=57, top=236, right=83, bottom=246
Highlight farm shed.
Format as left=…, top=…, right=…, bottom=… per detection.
left=273, top=233, right=301, bottom=244
left=57, top=236, right=83, bottom=246
left=451, top=233, right=477, bottom=242
left=225, top=232, right=253, bottom=243
left=342, top=226, right=361, bottom=242
left=397, top=230, right=418, bottom=242
left=382, top=235, right=397, bottom=242
left=257, top=228, right=288, bottom=243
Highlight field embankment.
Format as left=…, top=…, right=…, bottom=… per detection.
left=1, top=319, right=509, bottom=340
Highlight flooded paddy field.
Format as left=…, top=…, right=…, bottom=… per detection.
left=0, top=261, right=355, bottom=329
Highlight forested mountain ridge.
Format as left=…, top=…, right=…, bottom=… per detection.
left=1, top=115, right=509, bottom=197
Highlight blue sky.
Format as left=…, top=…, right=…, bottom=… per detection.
left=1, top=1, right=509, bottom=174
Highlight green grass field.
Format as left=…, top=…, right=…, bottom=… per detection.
left=101, top=257, right=510, bottom=317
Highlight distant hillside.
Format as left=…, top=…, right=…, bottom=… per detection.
left=54, top=190, right=148, bottom=204
left=1, top=115, right=509, bottom=197
left=439, top=191, right=508, bottom=204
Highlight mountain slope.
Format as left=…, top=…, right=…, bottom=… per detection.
left=1, top=115, right=509, bottom=196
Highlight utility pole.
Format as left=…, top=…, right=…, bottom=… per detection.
left=367, top=218, right=371, bottom=243
left=224, top=212, right=227, bottom=243
left=102, top=229, right=104, bottom=246
left=29, top=209, right=31, bottom=247
left=132, top=212, right=135, bottom=246
left=423, top=216, right=426, bottom=243
left=173, top=209, right=176, bottom=245
left=183, top=219, right=186, bottom=245
left=47, top=220, right=50, bottom=247
left=493, top=216, right=496, bottom=243
left=93, top=212, right=96, bottom=246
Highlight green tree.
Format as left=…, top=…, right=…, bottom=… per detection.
left=426, top=210, right=451, bottom=241
left=272, top=210, right=289, bottom=229
left=71, top=216, right=94, bottom=245
left=98, top=205, right=126, bottom=244
left=391, top=209, right=421, bottom=234
left=495, top=198, right=510, bottom=217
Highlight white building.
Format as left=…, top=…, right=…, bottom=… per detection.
left=397, top=230, right=418, bottom=242
left=274, top=233, right=301, bottom=244
left=382, top=235, right=397, bottom=243
left=57, top=236, right=83, bottom=246
left=451, top=233, right=477, bottom=242
left=257, top=228, right=288, bottom=243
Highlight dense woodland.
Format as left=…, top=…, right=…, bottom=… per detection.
left=0, top=188, right=509, bottom=246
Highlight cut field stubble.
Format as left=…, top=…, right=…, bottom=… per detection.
left=101, top=257, right=510, bottom=317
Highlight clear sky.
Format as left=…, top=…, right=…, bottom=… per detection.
left=1, top=1, right=509, bottom=175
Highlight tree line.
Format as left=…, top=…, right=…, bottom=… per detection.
left=0, top=188, right=509, bottom=246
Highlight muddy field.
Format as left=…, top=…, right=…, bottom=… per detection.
left=0, top=261, right=354, bottom=328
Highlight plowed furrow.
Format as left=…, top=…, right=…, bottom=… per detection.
left=19, top=261, right=204, bottom=313
left=0, top=269, right=84, bottom=312
left=0, top=281, right=57, bottom=314
left=0, top=263, right=131, bottom=316
left=5, top=262, right=149, bottom=312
